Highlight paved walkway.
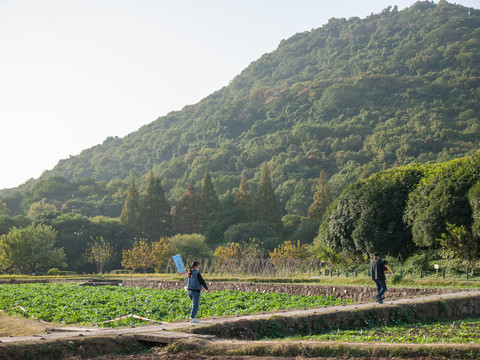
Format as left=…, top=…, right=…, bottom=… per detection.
left=1, top=289, right=479, bottom=345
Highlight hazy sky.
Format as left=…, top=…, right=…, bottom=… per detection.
left=0, top=0, right=477, bottom=190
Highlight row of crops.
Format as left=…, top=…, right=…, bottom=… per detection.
left=280, top=319, right=480, bottom=344
left=0, top=283, right=350, bottom=327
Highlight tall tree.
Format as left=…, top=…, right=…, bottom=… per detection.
left=204, top=193, right=242, bottom=248
left=121, top=238, right=153, bottom=273
left=0, top=199, right=9, bottom=216
left=404, top=153, right=480, bottom=247
left=198, top=170, right=219, bottom=232
left=27, top=199, right=58, bottom=220
left=119, top=178, right=142, bottom=236
left=253, top=164, right=282, bottom=233
left=440, top=223, right=479, bottom=275
left=0, top=224, right=66, bottom=274
left=87, top=236, right=115, bottom=275
left=142, top=172, right=172, bottom=240
left=308, top=170, right=332, bottom=220
left=469, top=180, right=480, bottom=240
left=315, top=166, right=424, bottom=259
left=151, top=237, right=173, bottom=272
left=234, top=174, right=253, bottom=222
left=173, top=183, right=200, bottom=234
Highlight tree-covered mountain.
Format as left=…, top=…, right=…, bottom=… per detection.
left=3, top=0, right=480, bottom=218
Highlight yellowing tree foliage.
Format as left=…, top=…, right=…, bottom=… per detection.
left=214, top=240, right=265, bottom=259
left=151, top=237, right=173, bottom=272
left=214, top=242, right=242, bottom=259
left=269, top=240, right=310, bottom=260
left=121, top=239, right=153, bottom=273
left=27, top=199, right=57, bottom=220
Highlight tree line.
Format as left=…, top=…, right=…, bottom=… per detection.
left=315, top=151, right=480, bottom=274
left=118, top=164, right=329, bottom=249
left=1, top=151, right=480, bottom=275
left=0, top=165, right=331, bottom=274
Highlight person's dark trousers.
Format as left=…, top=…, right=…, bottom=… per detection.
left=188, top=290, right=201, bottom=319
left=374, top=279, right=387, bottom=302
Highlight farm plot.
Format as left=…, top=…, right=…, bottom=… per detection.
left=0, top=283, right=351, bottom=327
left=280, top=319, right=480, bottom=344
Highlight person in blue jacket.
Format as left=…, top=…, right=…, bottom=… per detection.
left=185, top=261, right=209, bottom=323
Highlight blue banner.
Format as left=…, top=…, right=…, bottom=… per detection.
left=172, top=254, right=185, bottom=273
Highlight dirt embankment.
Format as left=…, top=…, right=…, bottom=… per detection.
left=62, top=353, right=453, bottom=360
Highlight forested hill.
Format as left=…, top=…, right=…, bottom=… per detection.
left=5, top=1, right=480, bottom=216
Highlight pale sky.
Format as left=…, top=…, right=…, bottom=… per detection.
left=0, top=0, right=477, bottom=190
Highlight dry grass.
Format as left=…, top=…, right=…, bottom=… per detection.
left=0, top=312, right=47, bottom=337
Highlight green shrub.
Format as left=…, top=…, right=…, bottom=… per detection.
left=402, top=250, right=437, bottom=274
left=390, top=274, right=402, bottom=285
left=46, top=268, right=60, bottom=276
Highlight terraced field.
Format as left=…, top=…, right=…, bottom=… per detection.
left=0, top=283, right=351, bottom=326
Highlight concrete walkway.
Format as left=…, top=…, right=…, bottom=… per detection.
left=1, top=289, right=479, bottom=345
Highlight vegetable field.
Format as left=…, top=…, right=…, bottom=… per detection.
left=284, top=319, right=480, bottom=344
left=0, top=283, right=350, bottom=327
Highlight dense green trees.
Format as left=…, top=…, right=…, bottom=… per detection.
left=0, top=224, right=66, bottom=274
left=198, top=171, right=219, bottom=234
left=50, top=214, right=131, bottom=273
left=142, top=172, right=172, bottom=239
left=2, top=1, right=478, bottom=216
left=119, top=178, right=142, bottom=235
left=223, top=222, right=280, bottom=251
left=173, top=183, right=200, bottom=235
left=315, top=165, right=425, bottom=259
left=1, top=1, right=480, bottom=273
left=316, top=151, right=480, bottom=264
left=308, top=170, right=332, bottom=221
left=439, top=223, right=479, bottom=275
left=253, top=164, right=282, bottom=234
left=0, top=199, right=9, bottom=216
left=404, top=153, right=480, bottom=247
left=234, top=174, right=253, bottom=222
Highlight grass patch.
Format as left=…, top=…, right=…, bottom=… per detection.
left=166, top=337, right=480, bottom=359
left=269, top=318, right=480, bottom=344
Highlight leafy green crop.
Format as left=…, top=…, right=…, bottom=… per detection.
left=0, top=283, right=351, bottom=327
left=285, top=319, right=480, bottom=344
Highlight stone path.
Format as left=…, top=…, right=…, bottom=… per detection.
left=1, top=289, right=479, bottom=345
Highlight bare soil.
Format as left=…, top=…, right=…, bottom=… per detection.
left=0, top=312, right=48, bottom=337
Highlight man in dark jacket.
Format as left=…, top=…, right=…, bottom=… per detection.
left=370, top=252, right=387, bottom=304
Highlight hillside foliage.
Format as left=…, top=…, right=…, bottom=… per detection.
left=2, top=1, right=479, bottom=214
left=0, top=1, right=479, bottom=273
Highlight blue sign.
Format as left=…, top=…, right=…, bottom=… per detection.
left=172, top=254, right=185, bottom=274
